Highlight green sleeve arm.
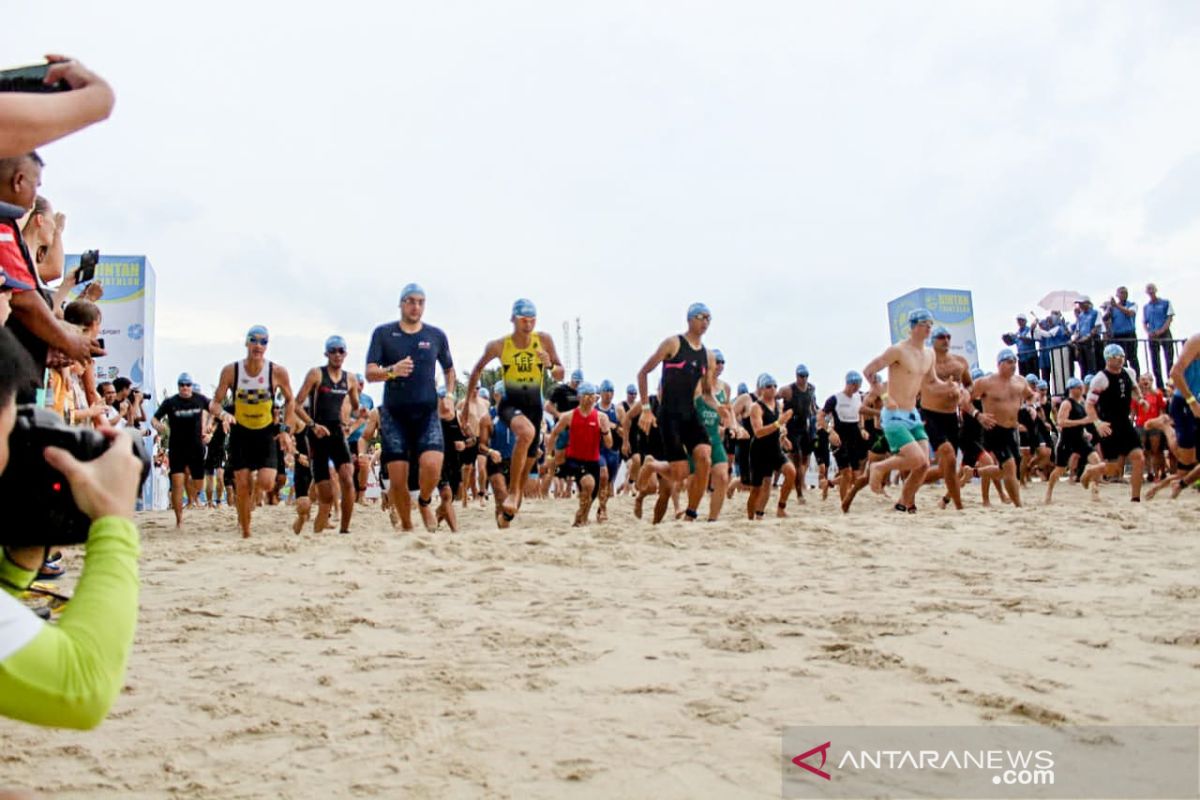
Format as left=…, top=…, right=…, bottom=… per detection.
left=0, top=517, right=140, bottom=730
left=0, top=555, right=38, bottom=597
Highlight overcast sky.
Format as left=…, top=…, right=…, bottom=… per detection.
left=13, top=1, right=1200, bottom=401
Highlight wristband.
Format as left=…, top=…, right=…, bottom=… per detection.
left=1188, top=395, right=1198, bottom=406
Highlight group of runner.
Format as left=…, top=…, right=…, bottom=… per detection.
left=148, top=286, right=1200, bottom=537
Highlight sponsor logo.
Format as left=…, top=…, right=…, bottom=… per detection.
left=128, top=323, right=144, bottom=341
left=792, top=742, right=832, bottom=781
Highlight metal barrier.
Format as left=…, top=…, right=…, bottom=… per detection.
left=1021, top=337, right=1186, bottom=396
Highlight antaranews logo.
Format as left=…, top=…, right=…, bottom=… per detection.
left=792, top=741, right=832, bottom=781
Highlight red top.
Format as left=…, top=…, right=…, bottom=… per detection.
left=565, top=407, right=602, bottom=461
left=1133, top=390, right=1166, bottom=427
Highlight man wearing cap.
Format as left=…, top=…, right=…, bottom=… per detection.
left=1011, top=314, right=1038, bottom=379
left=1085, top=343, right=1146, bottom=501
left=1072, top=297, right=1102, bottom=378
left=153, top=373, right=211, bottom=529
left=849, top=308, right=944, bottom=513
left=919, top=325, right=974, bottom=510
left=365, top=284, right=455, bottom=532
left=462, top=297, right=564, bottom=526
left=1044, top=377, right=1104, bottom=503
left=545, top=368, right=584, bottom=494
left=1, top=154, right=102, bottom=401
left=1104, top=286, right=1140, bottom=376
left=295, top=334, right=363, bottom=534
left=595, top=379, right=624, bottom=521
left=548, top=382, right=613, bottom=526
left=210, top=325, right=297, bottom=538
left=779, top=364, right=818, bottom=505
left=635, top=302, right=717, bottom=523
left=1144, top=283, right=1176, bottom=392
left=971, top=349, right=1035, bottom=507
left=457, top=385, right=492, bottom=508
left=819, top=371, right=869, bottom=507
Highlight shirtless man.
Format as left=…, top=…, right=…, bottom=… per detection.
left=457, top=385, right=490, bottom=507
left=462, top=298, right=565, bottom=526
left=919, top=325, right=973, bottom=510
left=850, top=308, right=943, bottom=513
left=971, top=348, right=1034, bottom=507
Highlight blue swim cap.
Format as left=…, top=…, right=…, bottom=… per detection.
left=578, top=381, right=598, bottom=396
left=970, top=368, right=985, bottom=380
left=687, top=302, right=711, bottom=320
left=492, top=380, right=505, bottom=397
left=713, top=349, right=725, bottom=363
left=191, top=383, right=202, bottom=391
left=479, top=388, right=490, bottom=400
left=325, top=335, right=347, bottom=352
left=570, top=369, right=584, bottom=383
left=845, top=370, right=863, bottom=385
left=997, top=348, right=1018, bottom=364
left=399, top=283, right=425, bottom=303
left=1066, top=377, right=1083, bottom=390
left=796, top=363, right=810, bottom=377
left=246, top=324, right=269, bottom=340
left=511, top=298, right=537, bottom=318
left=737, top=382, right=748, bottom=395
left=1025, top=373, right=1039, bottom=384
left=436, top=387, right=447, bottom=398
left=177, top=372, right=193, bottom=385
left=1037, top=380, right=1048, bottom=391
left=626, top=384, right=637, bottom=394
left=908, top=308, right=934, bottom=327
left=931, top=325, right=951, bottom=339
left=1084, top=373, right=1095, bottom=385
left=599, top=379, right=614, bottom=392
left=1103, top=343, right=1125, bottom=360
left=756, top=372, right=777, bottom=390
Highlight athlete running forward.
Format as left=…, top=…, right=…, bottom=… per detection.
left=847, top=308, right=944, bottom=513
left=294, top=335, right=363, bottom=533
left=971, top=349, right=1034, bottom=507
left=778, top=364, right=818, bottom=504
left=1086, top=343, right=1146, bottom=502
left=595, top=379, right=624, bottom=522
left=919, top=326, right=973, bottom=510
left=1044, top=377, right=1104, bottom=503
left=209, top=325, right=296, bottom=538
left=152, top=372, right=210, bottom=528
left=462, top=298, right=565, bottom=527
left=1157, top=333, right=1200, bottom=495
left=365, top=283, right=455, bottom=532
left=548, top=382, right=614, bottom=526
left=635, top=302, right=717, bottom=523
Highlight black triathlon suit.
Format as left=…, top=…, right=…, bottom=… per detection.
left=1054, top=398, right=1092, bottom=468
left=657, top=335, right=709, bottom=462
left=308, top=367, right=353, bottom=483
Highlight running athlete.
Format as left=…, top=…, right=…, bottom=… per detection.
left=690, top=350, right=732, bottom=521
left=919, top=326, right=973, bottom=510
left=294, top=335, right=363, bottom=534
left=850, top=308, right=943, bottom=513
left=209, top=325, right=296, bottom=538
left=481, top=381, right=517, bottom=517
left=290, top=421, right=315, bottom=533
left=820, top=371, right=868, bottom=507
left=349, top=373, right=374, bottom=504
left=365, top=284, right=455, bottom=532
left=595, top=379, right=624, bottom=522
left=620, top=384, right=643, bottom=493
left=1086, top=343, right=1146, bottom=502
left=635, top=302, right=717, bottom=523
left=971, top=349, right=1033, bottom=507
left=1044, top=377, right=1104, bottom=503
left=547, top=382, right=613, bottom=526
left=152, top=372, right=210, bottom=528
left=202, top=394, right=230, bottom=508
left=1162, top=333, right=1200, bottom=493
left=747, top=374, right=795, bottom=519
left=436, top=388, right=464, bottom=532
left=462, top=298, right=565, bottom=527
left=959, top=369, right=1006, bottom=507
left=457, top=385, right=490, bottom=507
left=778, top=364, right=818, bottom=504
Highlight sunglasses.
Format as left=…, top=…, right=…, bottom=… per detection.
left=934, top=334, right=951, bottom=340
left=716, top=359, right=726, bottom=365
left=327, top=348, right=346, bottom=355
left=693, top=314, right=712, bottom=322
left=247, top=336, right=269, bottom=346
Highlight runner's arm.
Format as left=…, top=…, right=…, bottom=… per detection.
left=273, top=364, right=296, bottom=430
left=1169, top=335, right=1200, bottom=406
left=463, top=340, right=502, bottom=407
left=536, top=333, right=566, bottom=383
left=208, top=366, right=234, bottom=421
left=0, top=57, right=115, bottom=158
left=293, top=368, right=319, bottom=427
left=548, top=411, right=572, bottom=455
left=636, top=336, right=676, bottom=405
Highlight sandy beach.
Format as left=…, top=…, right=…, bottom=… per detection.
left=3, top=483, right=1197, bottom=799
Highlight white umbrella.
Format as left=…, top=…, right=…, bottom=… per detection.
left=1037, top=290, right=1085, bottom=314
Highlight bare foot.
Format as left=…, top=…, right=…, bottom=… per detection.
left=869, top=464, right=886, bottom=494
left=573, top=508, right=587, bottom=527
left=597, top=507, right=608, bottom=523
left=633, top=493, right=645, bottom=519
left=419, top=503, right=437, bottom=532
left=776, top=504, right=788, bottom=518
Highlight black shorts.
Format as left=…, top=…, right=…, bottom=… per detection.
left=1099, top=418, right=1141, bottom=461
left=1170, top=394, right=1197, bottom=450
left=658, top=409, right=708, bottom=462
left=379, top=406, right=443, bottom=465
left=168, top=444, right=205, bottom=478
left=788, top=430, right=815, bottom=459
left=485, top=456, right=511, bottom=480
left=814, top=429, right=831, bottom=468
left=868, top=430, right=889, bottom=456
left=921, top=408, right=960, bottom=453
left=983, top=425, right=1020, bottom=466
left=309, top=428, right=352, bottom=482
left=560, top=458, right=600, bottom=498
left=497, top=398, right=542, bottom=457
left=439, top=453, right=462, bottom=493
left=294, top=464, right=313, bottom=498
left=204, top=440, right=225, bottom=473
left=749, top=443, right=785, bottom=486
left=736, top=438, right=754, bottom=486
left=227, top=425, right=279, bottom=472
left=1054, top=436, right=1092, bottom=469
left=832, top=423, right=865, bottom=472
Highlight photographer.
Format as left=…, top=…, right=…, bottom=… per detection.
left=0, top=328, right=143, bottom=729
left=0, top=56, right=115, bottom=158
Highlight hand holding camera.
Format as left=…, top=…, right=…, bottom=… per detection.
left=44, top=425, right=143, bottom=521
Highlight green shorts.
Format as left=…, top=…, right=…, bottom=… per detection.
left=881, top=408, right=929, bottom=453
left=688, top=439, right=727, bottom=472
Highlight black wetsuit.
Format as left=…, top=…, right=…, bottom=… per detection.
left=658, top=335, right=708, bottom=461
left=309, top=367, right=352, bottom=483
left=749, top=399, right=785, bottom=486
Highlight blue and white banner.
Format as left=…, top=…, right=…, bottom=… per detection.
left=887, top=288, right=979, bottom=369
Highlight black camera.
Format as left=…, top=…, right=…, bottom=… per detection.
left=0, top=406, right=150, bottom=546
left=0, top=63, right=71, bottom=94
left=74, top=249, right=100, bottom=285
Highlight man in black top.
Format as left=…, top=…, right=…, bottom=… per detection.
left=365, top=284, right=455, bottom=532
left=635, top=302, right=717, bottom=524
left=295, top=335, right=363, bottom=534
left=779, top=364, right=818, bottom=505
left=1086, top=343, right=1145, bottom=502
left=544, top=368, right=582, bottom=493
left=152, top=372, right=210, bottom=528
left=202, top=394, right=230, bottom=509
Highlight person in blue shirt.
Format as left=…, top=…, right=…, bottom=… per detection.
left=1072, top=297, right=1102, bottom=378
left=1103, top=286, right=1140, bottom=376
left=364, top=283, right=455, bottom=532
left=1010, top=314, right=1038, bottom=378
left=1144, top=282, right=1176, bottom=391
